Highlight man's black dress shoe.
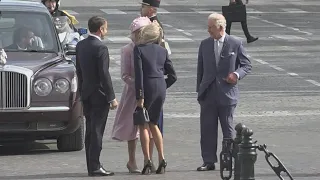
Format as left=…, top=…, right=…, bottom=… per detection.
left=197, top=163, right=215, bottom=171
left=88, top=167, right=115, bottom=176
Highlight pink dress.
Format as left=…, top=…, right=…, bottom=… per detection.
left=111, top=42, right=139, bottom=141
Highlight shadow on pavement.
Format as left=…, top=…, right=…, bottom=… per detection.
left=0, top=141, right=58, bottom=156
left=0, top=172, right=144, bottom=179
left=257, top=172, right=320, bottom=178
left=0, top=173, right=88, bottom=180
left=0, top=172, right=320, bottom=179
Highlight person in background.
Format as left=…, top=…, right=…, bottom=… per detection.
left=140, top=0, right=171, bottom=54
left=134, top=21, right=177, bottom=174
left=42, top=0, right=66, bottom=17
left=111, top=16, right=152, bottom=174
left=140, top=0, right=164, bottom=31
left=196, top=13, right=251, bottom=171
left=41, top=0, right=78, bottom=30
left=226, top=0, right=258, bottom=43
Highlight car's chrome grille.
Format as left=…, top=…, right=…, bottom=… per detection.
left=0, top=71, right=28, bottom=109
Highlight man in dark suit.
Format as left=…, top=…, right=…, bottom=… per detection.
left=196, top=13, right=252, bottom=171
left=226, top=0, right=258, bottom=43
left=76, top=16, right=118, bottom=177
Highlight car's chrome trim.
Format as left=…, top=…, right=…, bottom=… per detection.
left=0, top=65, right=33, bottom=110
left=0, top=106, right=70, bottom=112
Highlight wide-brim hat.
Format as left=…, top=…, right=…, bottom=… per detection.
left=140, top=0, right=160, bottom=8
left=129, top=16, right=152, bottom=33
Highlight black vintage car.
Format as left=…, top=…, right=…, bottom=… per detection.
left=0, top=0, right=84, bottom=151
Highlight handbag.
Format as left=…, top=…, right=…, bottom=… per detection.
left=222, top=4, right=247, bottom=22
left=133, top=106, right=150, bottom=125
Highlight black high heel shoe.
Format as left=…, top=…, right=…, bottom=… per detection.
left=141, top=160, right=152, bottom=175
left=156, top=159, right=167, bottom=174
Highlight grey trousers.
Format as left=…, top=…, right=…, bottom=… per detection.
left=199, top=85, right=237, bottom=164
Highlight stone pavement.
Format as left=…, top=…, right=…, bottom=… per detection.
left=1, top=0, right=320, bottom=179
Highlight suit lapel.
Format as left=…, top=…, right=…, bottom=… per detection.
left=220, top=34, right=230, bottom=59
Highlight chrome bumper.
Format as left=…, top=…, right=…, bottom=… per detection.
left=0, top=106, right=70, bottom=112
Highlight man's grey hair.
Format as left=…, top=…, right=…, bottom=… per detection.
left=208, top=13, right=227, bottom=29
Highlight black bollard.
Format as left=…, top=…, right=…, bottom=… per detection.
left=233, top=123, right=246, bottom=180
left=220, top=138, right=233, bottom=180
left=238, top=127, right=257, bottom=180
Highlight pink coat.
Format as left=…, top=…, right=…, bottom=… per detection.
left=111, top=42, right=139, bottom=141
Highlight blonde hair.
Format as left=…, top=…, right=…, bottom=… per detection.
left=136, top=21, right=163, bottom=45
left=208, top=13, right=226, bottom=30
left=131, top=27, right=144, bottom=43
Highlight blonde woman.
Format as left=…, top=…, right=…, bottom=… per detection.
left=111, top=16, right=151, bottom=173
left=134, top=21, right=177, bottom=174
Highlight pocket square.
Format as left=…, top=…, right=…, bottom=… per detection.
left=221, top=52, right=235, bottom=58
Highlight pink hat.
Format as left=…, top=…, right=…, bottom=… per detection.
left=129, top=16, right=151, bottom=33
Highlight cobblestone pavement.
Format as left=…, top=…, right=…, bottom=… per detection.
left=1, top=0, right=320, bottom=179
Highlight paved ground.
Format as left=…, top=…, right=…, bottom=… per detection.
left=1, top=0, right=320, bottom=179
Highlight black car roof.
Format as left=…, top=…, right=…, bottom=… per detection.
left=0, top=0, right=50, bottom=14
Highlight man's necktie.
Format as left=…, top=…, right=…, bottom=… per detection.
left=214, top=40, right=220, bottom=65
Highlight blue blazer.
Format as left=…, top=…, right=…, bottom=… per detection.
left=196, top=34, right=252, bottom=105
left=134, top=43, right=177, bottom=100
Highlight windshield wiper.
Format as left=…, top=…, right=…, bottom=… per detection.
left=24, top=50, right=57, bottom=53
left=2, top=49, right=58, bottom=54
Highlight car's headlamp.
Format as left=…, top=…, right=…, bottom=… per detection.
left=34, top=78, right=52, bottom=96
left=71, top=76, right=77, bottom=93
left=55, top=79, right=70, bottom=93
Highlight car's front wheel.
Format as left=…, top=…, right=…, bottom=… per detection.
left=57, top=119, right=84, bottom=152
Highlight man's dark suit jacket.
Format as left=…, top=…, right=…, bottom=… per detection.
left=76, top=35, right=115, bottom=102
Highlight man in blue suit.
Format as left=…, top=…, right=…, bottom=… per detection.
left=196, top=13, right=252, bottom=171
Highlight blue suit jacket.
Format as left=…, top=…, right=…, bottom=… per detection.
left=134, top=43, right=177, bottom=100
left=196, top=34, right=252, bottom=105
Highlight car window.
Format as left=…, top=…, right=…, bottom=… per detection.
left=0, top=18, right=15, bottom=28
left=0, top=11, right=59, bottom=53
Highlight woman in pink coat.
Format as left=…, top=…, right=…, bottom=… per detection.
left=111, top=16, right=151, bottom=173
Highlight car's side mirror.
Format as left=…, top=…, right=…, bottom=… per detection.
left=77, top=28, right=88, bottom=36
left=64, top=43, right=76, bottom=56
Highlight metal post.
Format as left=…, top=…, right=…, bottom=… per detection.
left=233, top=123, right=246, bottom=180
left=238, top=127, right=257, bottom=180
left=220, top=138, right=233, bottom=180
